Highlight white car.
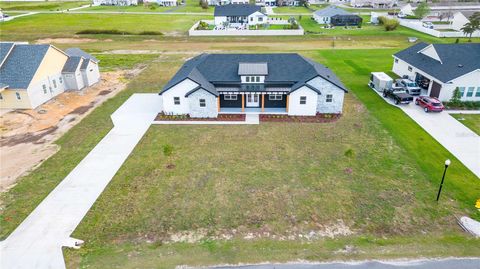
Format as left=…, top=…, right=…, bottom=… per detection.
left=422, top=22, right=434, bottom=29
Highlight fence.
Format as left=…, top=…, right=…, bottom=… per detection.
left=189, top=21, right=304, bottom=36
left=399, top=19, right=480, bottom=38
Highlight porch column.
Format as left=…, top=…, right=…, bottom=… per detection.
left=217, top=96, right=220, bottom=112
left=241, top=94, right=245, bottom=112
left=286, top=95, right=289, bottom=113
left=261, top=93, right=265, bottom=112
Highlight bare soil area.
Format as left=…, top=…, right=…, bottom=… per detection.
left=0, top=69, right=138, bottom=192
left=35, top=37, right=112, bottom=44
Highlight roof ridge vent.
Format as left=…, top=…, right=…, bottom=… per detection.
left=458, top=64, right=463, bottom=68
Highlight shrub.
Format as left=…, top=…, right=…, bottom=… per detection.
left=196, top=21, right=210, bottom=30
left=378, top=16, right=388, bottom=25
left=162, top=144, right=174, bottom=157
left=76, top=29, right=133, bottom=35
left=199, top=0, right=208, bottom=9
left=138, top=31, right=163, bottom=35
left=384, top=19, right=399, bottom=31
left=344, top=149, right=355, bottom=158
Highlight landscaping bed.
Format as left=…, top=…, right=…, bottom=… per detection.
left=260, top=113, right=340, bottom=123
left=155, top=113, right=245, bottom=121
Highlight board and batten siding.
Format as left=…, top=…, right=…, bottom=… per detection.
left=161, top=79, right=198, bottom=115
left=64, top=70, right=85, bottom=91
left=28, top=73, right=66, bottom=108
left=188, top=89, right=218, bottom=118
left=82, top=60, right=100, bottom=87
left=288, top=86, right=318, bottom=116
left=307, top=76, right=345, bottom=114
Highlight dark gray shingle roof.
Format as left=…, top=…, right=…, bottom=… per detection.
left=214, top=4, right=261, bottom=17
left=65, top=48, right=98, bottom=63
left=0, top=44, right=50, bottom=89
left=0, top=42, right=15, bottom=66
left=160, top=53, right=348, bottom=96
left=314, top=6, right=352, bottom=17
left=62, top=56, right=82, bottom=73
left=394, top=42, right=480, bottom=83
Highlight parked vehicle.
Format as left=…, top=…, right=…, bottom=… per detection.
left=415, top=96, right=444, bottom=112
left=369, top=72, right=393, bottom=92
left=422, top=22, right=434, bottom=29
left=396, top=79, right=421, bottom=95
left=383, top=87, right=414, bottom=105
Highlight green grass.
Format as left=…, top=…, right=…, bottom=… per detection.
left=273, top=6, right=312, bottom=14
left=94, top=54, right=160, bottom=71
left=0, top=1, right=90, bottom=11
left=0, top=13, right=211, bottom=40
left=450, top=114, right=480, bottom=135
left=81, top=4, right=173, bottom=12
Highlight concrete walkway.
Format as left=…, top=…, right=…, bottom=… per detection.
left=0, top=94, right=161, bottom=269
left=371, top=89, right=480, bottom=178
left=153, top=113, right=259, bottom=125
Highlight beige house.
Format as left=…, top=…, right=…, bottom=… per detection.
left=0, top=43, right=100, bottom=109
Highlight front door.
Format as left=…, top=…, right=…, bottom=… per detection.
left=246, top=93, right=259, bottom=107
left=430, top=81, right=442, bottom=98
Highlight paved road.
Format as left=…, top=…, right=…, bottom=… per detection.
left=212, top=258, right=480, bottom=269
left=0, top=94, right=161, bottom=269
left=372, top=89, right=480, bottom=178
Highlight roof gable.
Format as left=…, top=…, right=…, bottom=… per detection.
left=65, top=48, right=99, bottom=62
left=418, top=44, right=442, bottom=64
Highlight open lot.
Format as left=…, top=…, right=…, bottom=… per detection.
left=0, top=1, right=90, bottom=11
left=451, top=114, right=480, bottom=136
left=0, top=12, right=479, bottom=269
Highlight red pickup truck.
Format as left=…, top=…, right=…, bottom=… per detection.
left=415, top=96, right=445, bottom=112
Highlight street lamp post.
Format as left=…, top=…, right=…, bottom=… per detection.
left=436, top=159, right=451, bottom=202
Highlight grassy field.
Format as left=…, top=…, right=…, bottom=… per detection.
left=273, top=6, right=312, bottom=14
left=0, top=1, right=90, bottom=11
left=82, top=0, right=214, bottom=13
left=451, top=114, right=480, bottom=135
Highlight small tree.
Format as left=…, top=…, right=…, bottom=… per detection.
left=199, top=0, right=208, bottom=9
left=384, top=18, right=400, bottom=31
left=461, top=22, right=477, bottom=42
left=449, top=87, right=462, bottom=107
left=413, top=2, right=430, bottom=19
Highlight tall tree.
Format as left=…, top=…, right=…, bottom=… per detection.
left=461, top=13, right=480, bottom=42
left=413, top=2, right=430, bottom=19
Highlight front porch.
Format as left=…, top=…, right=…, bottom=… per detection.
left=217, top=92, right=289, bottom=114
left=220, top=107, right=288, bottom=114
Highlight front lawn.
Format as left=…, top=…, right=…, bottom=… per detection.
left=0, top=1, right=90, bottom=11
left=273, top=6, right=312, bottom=14
left=450, top=114, right=480, bottom=136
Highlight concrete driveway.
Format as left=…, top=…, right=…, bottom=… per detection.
left=374, top=89, right=480, bottom=178
left=0, top=94, right=161, bottom=269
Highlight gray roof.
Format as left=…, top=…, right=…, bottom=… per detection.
left=62, top=56, right=82, bottom=73
left=0, top=42, right=15, bottom=66
left=65, top=48, right=98, bottom=63
left=238, top=62, right=268, bottom=75
left=160, top=53, right=348, bottom=96
left=214, top=4, right=262, bottom=17
left=314, top=6, right=352, bottom=17
left=394, top=42, right=480, bottom=83
left=0, top=44, right=50, bottom=89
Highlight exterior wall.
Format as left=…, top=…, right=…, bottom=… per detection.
left=161, top=79, right=198, bottom=115
left=63, top=71, right=85, bottom=91
left=214, top=16, right=228, bottom=26
left=28, top=73, right=66, bottom=108
left=219, top=94, right=242, bottom=107
left=451, top=12, right=469, bottom=31
left=288, top=86, right=318, bottom=116
left=0, top=89, right=32, bottom=109
left=81, top=60, right=101, bottom=87
left=393, top=57, right=480, bottom=101
left=314, top=14, right=330, bottom=24
left=247, top=11, right=268, bottom=26
left=264, top=93, right=287, bottom=108
left=30, top=47, right=68, bottom=87
left=188, top=89, right=218, bottom=118
left=307, top=76, right=345, bottom=114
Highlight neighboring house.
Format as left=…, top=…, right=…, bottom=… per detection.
left=278, top=0, right=301, bottom=6
left=392, top=43, right=480, bottom=102
left=399, top=3, right=414, bottom=17
left=0, top=43, right=100, bottom=109
left=350, top=0, right=397, bottom=8
left=158, top=53, right=348, bottom=118
left=93, top=0, right=138, bottom=5
left=313, top=6, right=363, bottom=26
left=255, top=0, right=277, bottom=6
left=144, top=0, right=177, bottom=6
left=451, top=11, right=474, bottom=31
left=208, top=0, right=248, bottom=5
left=214, top=4, right=268, bottom=27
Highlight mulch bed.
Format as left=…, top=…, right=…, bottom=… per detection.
left=260, top=113, right=341, bottom=123
left=155, top=113, right=245, bottom=121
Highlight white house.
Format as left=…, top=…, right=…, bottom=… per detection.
left=392, top=43, right=480, bottom=102
left=144, top=0, right=177, bottom=6
left=313, top=6, right=363, bottom=26
left=255, top=0, right=277, bottom=6
left=399, top=3, right=414, bottom=17
left=93, top=0, right=138, bottom=6
left=158, top=53, right=348, bottom=118
left=350, top=0, right=398, bottom=8
left=214, top=4, right=268, bottom=28
left=208, top=0, right=248, bottom=5
left=0, top=43, right=100, bottom=109
left=451, top=11, right=475, bottom=31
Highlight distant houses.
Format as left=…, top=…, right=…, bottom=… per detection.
left=313, top=6, right=363, bottom=26
left=0, top=43, right=100, bottom=109
left=93, top=0, right=138, bottom=6
left=350, top=0, right=397, bottom=9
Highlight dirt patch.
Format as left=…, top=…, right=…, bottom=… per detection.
left=0, top=69, right=139, bottom=192
left=35, top=37, right=112, bottom=44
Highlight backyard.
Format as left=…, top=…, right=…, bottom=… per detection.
left=0, top=0, right=90, bottom=11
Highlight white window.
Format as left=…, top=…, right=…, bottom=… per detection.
left=395, top=58, right=398, bottom=63
left=0, top=93, right=3, bottom=100
left=476, top=87, right=480, bottom=97
left=256, top=76, right=260, bottom=82
left=174, top=97, right=180, bottom=105
left=326, top=94, right=333, bottom=102
left=224, top=94, right=238, bottom=100
left=199, top=99, right=206, bottom=107
left=53, top=79, right=57, bottom=88
left=466, top=87, right=475, bottom=97
left=259, top=17, right=263, bottom=22
left=15, top=92, right=21, bottom=100
left=300, top=96, right=307, bottom=104
left=59, top=77, right=63, bottom=84
left=42, top=85, right=47, bottom=94
left=269, top=94, right=282, bottom=100
left=246, top=76, right=250, bottom=82
left=458, top=87, right=465, bottom=97
left=408, top=66, right=412, bottom=72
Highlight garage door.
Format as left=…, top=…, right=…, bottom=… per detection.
left=430, top=81, right=442, bottom=98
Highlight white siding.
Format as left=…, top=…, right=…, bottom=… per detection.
left=28, top=73, right=66, bottom=108
left=214, top=16, right=228, bottom=26
left=248, top=11, right=268, bottom=26
left=82, top=60, right=100, bottom=87
left=288, top=86, right=318, bottom=116
left=161, top=79, right=198, bottom=115
left=63, top=71, right=85, bottom=91
left=313, top=14, right=330, bottom=24
left=188, top=89, right=218, bottom=118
